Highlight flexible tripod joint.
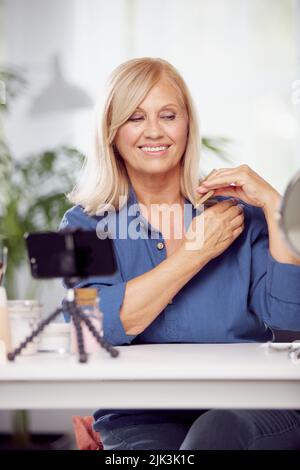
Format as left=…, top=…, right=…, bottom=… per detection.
left=7, top=287, right=119, bottom=363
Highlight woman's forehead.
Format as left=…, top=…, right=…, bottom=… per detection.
left=137, top=81, right=184, bottom=109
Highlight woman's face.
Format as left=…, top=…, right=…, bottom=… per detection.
left=114, top=80, right=189, bottom=177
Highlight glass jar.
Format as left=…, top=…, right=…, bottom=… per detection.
left=8, top=300, right=42, bottom=355
left=38, top=322, right=71, bottom=354
left=71, top=288, right=103, bottom=354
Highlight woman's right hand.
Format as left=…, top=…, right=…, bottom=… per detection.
left=183, top=199, right=244, bottom=263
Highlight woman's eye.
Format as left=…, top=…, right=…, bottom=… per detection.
left=129, top=116, right=144, bottom=122
left=128, top=114, right=175, bottom=122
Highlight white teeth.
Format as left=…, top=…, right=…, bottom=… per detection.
left=141, top=146, right=168, bottom=152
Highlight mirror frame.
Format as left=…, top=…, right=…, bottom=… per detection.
left=278, top=169, right=300, bottom=259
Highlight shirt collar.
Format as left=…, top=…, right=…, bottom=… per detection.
left=126, top=183, right=202, bottom=233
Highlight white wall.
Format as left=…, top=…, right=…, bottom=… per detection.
left=4, top=0, right=300, bottom=188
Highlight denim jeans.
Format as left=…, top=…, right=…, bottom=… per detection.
left=96, top=409, right=300, bottom=450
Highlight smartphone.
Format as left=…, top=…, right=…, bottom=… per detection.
left=25, top=229, right=116, bottom=279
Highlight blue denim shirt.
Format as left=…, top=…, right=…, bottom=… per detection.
left=60, top=188, right=300, bottom=345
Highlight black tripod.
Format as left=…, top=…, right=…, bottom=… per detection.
left=7, top=278, right=119, bottom=363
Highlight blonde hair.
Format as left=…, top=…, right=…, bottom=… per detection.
left=69, top=57, right=208, bottom=215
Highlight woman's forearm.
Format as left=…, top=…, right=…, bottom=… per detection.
left=120, top=245, right=209, bottom=335
left=263, top=191, right=300, bottom=266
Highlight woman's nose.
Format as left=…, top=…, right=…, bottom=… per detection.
left=143, top=119, right=164, bottom=138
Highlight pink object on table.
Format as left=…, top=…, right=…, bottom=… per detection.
left=72, top=415, right=104, bottom=450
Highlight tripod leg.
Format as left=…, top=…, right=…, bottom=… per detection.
left=7, top=307, right=63, bottom=361
left=75, top=307, right=119, bottom=358
left=70, top=304, right=88, bottom=363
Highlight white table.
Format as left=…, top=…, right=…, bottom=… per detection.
left=1, top=343, right=300, bottom=410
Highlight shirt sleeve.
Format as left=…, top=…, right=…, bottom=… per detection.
left=248, top=205, right=300, bottom=331
left=59, top=206, right=137, bottom=346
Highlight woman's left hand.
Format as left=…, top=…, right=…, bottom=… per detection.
left=197, top=164, right=281, bottom=211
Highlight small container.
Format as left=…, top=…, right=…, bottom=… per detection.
left=38, top=322, right=71, bottom=354
left=71, top=288, right=103, bottom=354
left=0, top=286, right=11, bottom=353
left=8, top=300, right=42, bottom=355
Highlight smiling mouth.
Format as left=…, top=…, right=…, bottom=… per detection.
left=138, top=145, right=171, bottom=154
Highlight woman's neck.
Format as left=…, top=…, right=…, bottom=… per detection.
left=128, top=169, right=183, bottom=207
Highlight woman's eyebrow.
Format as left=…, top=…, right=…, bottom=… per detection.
left=160, top=104, right=179, bottom=110
left=135, top=103, right=179, bottom=111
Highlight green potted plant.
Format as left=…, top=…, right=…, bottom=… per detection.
left=0, top=66, right=83, bottom=449
left=0, top=66, right=84, bottom=299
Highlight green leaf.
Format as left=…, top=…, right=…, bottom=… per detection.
left=202, top=136, right=233, bottom=163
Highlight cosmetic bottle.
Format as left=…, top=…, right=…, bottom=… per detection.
left=0, top=286, right=11, bottom=353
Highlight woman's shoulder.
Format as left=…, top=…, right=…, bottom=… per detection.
left=59, top=205, right=101, bottom=230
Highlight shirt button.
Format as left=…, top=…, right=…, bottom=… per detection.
left=156, top=242, right=164, bottom=250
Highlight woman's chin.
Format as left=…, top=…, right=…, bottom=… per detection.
left=140, top=163, right=179, bottom=176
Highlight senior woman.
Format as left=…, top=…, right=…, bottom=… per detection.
left=60, top=58, right=300, bottom=450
